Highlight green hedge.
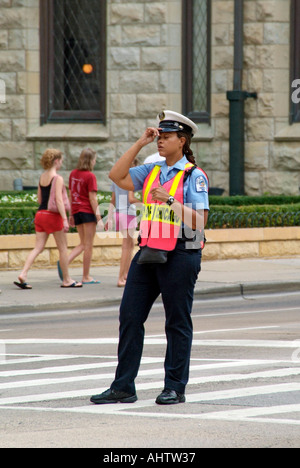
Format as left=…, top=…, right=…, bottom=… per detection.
left=0, top=191, right=300, bottom=233
left=0, top=207, right=37, bottom=218
left=0, top=190, right=115, bottom=234
left=209, top=195, right=300, bottom=206
left=207, top=196, right=300, bottom=228
left=0, top=190, right=114, bottom=206
left=207, top=208, right=300, bottom=229
left=2, top=192, right=299, bottom=208
left=208, top=203, right=300, bottom=215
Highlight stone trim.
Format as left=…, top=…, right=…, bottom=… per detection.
left=27, top=123, right=109, bottom=142
left=1, top=227, right=300, bottom=270
left=275, top=123, right=300, bottom=141
left=192, top=123, right=214, bottom=142
left=204, top=226, right=300, bottom=260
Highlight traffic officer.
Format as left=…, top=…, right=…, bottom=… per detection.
left=90, top=110, right=209, bottom=405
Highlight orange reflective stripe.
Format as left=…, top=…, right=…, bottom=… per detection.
left=143, top=165, right=160, bottom=204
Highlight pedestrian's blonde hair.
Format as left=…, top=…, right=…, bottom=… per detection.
left=40, top=148, right=63, bottom=170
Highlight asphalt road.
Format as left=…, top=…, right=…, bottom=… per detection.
left=0, top=290, right=300, bottom=449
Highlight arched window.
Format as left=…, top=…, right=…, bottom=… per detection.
left=40, top=0, right=106, bottom=124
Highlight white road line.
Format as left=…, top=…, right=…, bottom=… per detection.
left=146, top=339, right=300, bottom=347
left=0, top=366, right=300, bottom=392
left=2, top=338, right=119, bottom=345
left=195, top=403, right=300, bottom=426
left=0, top=356, right=165, bottom=377
left=1, top=332, right=300, bottom=426
left=1, top=403, right=300, bottom=426
left=0, top=354, right=89, bottom=366
left=2, top=337, right=300, bottom=348
left=187, top=382, right=300, bottom=402
left=148, top=326, right=279, bottom=338
left=198, top=403, right=300, bottom=421
left=0, top=360, right=117, bottom=377
left=192, top=305, right=300, bottom=319
left=1, top=347, right=299, bottom=427
left=1, top=302, right=299, bottom=321
left=0, top=358, right=281, bottom=378
left=191, top=339, right=300, bottom=348
left=194, top=326, right=279, bottom=334
left=0, top=373, right=300, bottom=407
left=1, top=385, right=300, bottom=427
left=0, top=388, right=103, bottom=406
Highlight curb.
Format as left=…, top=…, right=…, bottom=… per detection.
left=0, top=281, right=299, bottom=315
left=0, top=297, right=119, bottom=315
left=194, top=281, right=300, bottom=299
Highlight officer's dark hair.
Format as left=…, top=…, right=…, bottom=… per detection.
left=177, top=130, right=196, bottom=165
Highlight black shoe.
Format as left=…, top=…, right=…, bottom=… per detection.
left=90, top=388, right=137, bottom=405
left=155, top=389, right=186, bottom=405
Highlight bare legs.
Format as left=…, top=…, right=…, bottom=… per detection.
left=18, top=230, right=79, bottom=288
left=67, top=222, right=97, bottom=283
left=117, top=229, right=135, bottom=287
left=17, top=232, right=49, bottom=287
left=53, top=230, right=78, bottom=286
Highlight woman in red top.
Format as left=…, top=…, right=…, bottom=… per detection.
left=65, top=148, right=103, bottom=284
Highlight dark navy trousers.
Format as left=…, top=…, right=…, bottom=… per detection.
left=111, top=241, right=202, bottom=395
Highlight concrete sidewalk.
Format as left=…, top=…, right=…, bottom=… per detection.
left=0, top=257, right=300, bottom=314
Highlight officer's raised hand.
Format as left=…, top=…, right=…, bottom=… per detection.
left=138, top=127, right=161, bottom=147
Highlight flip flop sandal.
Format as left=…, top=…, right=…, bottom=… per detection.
left=57, top=260, right=63, bottom=281
left=61, top=281, right=82, bottom=288
left=14, top=281, right=32, bottom=290
left=82, top=280, right=101, bottom=284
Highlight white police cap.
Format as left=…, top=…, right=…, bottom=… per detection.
left=157, top=110, right=198, bottom=137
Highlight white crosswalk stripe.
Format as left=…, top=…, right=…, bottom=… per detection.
left=1, top=338, right=300, bottom=426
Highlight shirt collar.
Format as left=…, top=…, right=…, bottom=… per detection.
left=159, top=155, right=188, bottom=171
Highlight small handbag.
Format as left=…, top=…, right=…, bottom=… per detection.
left=47, top=175, right=70, bottom=213
left=137, top=246, right=168, bottom=264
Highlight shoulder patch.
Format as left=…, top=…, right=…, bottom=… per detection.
left=195, top=175, right=207, bottom=192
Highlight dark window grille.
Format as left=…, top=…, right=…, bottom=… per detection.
left=40, top=0, right=106, bottom=124
left=182, top=0, right=211, bottom=123
left=290, top=0, right=300, bottom=123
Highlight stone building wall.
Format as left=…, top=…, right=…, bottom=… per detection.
left=202, top=0, right=297, bottom=196
left=243, top=0, right=297, bottom=196
left=0, top=0, right=299, bottom=196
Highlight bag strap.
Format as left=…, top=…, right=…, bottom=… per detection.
left=183, top=165, right=210, bottom=191
left=183, top=165, right=197, bottom=183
